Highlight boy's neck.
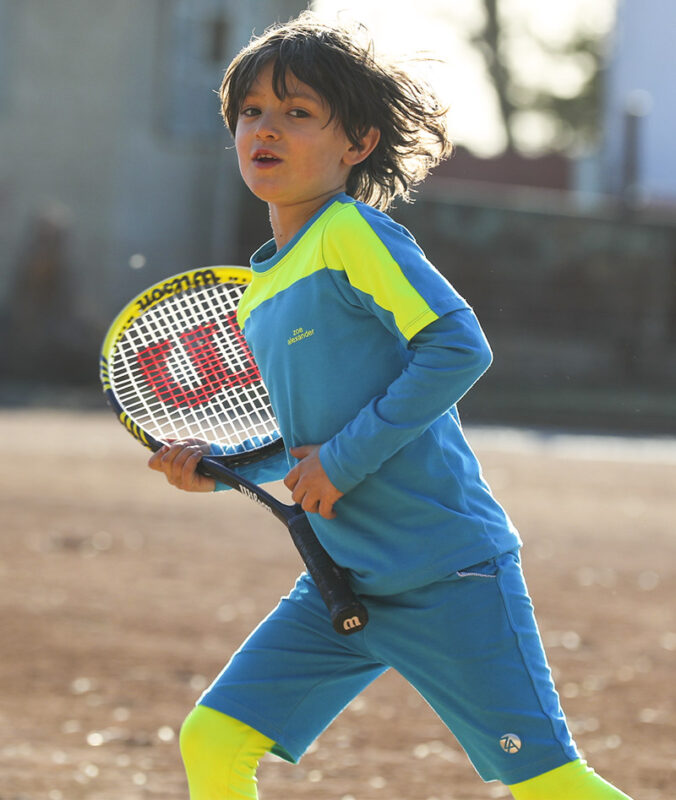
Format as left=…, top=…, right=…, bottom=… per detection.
left=268, top=188, right=345, bottom=250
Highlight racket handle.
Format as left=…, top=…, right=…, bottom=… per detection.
left=287, top=511, right=368, bottom=635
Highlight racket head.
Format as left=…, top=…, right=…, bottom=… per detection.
left=100, top=265, right=284, bottom=466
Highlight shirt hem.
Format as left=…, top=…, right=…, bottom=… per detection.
left=350, top=535, right=522, bottom=597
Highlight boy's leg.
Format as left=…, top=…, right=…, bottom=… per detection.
left=366, top=550, right=633, bottom=796
left=365, top=549, right=578, bottom=785
left=366, top=553, right=579, bottom=785
left=191, top=573, right=386, bottom=764
left=508, top=758, right=633, bottom=799
left=179, top=705, right=273, bottom=800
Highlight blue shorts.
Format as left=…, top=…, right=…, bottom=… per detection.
left=198, top=550, right=578, bottom=785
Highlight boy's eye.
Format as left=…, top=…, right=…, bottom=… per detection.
left=240, top=106, right=260, bottom=117
left=289, top=108, right=310, bottom=118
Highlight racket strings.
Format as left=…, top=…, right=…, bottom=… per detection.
left=110, top=283, right=279, bottom=452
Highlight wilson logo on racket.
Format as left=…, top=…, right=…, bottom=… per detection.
left=135, top=269, right=220, bottom=313
left=136, top=311, right=260, bottom=409
left=239, top=485, right=274, bottom=513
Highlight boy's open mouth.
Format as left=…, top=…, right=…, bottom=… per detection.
left=253, top=150, right=282, bottom=164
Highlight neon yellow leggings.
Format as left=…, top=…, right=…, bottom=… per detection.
left=180, top=705, right=633, bottom=800
left=179, top=705, right=273, bottom=800
left=509, top=758, right=634, bottom=799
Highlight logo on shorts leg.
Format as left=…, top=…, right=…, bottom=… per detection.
left=499, top=733, right=522, bottom=754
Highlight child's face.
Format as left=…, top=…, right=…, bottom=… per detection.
left=234, top=62, right=356, bottom=215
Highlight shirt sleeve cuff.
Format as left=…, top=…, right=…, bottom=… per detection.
left=319, top=441, right=360, bottom=495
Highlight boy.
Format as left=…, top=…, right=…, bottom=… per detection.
left=150, top=12, right=634, bottom=800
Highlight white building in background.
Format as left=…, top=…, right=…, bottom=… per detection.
left=600, top=0, right=676, bottom=206
left=0, top=0, right=302, bottom=321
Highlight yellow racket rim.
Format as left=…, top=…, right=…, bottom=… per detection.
left=100, top=265, right=251, bottom=390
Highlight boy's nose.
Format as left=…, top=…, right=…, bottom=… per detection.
left=254, top=112, right=281, bottom=140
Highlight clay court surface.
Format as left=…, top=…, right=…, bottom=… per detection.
left=1, top=409, right=674, bottom=799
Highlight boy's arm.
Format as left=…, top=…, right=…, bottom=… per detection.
left=318, top=308, right=492, bottom=494
left=147, top=440, right=289, bottom=493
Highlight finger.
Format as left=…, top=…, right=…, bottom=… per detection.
left=291, top=484, right=305, bottom=505
left=157, top=443, right=183, bottom=478
left=148, top=445, right=169, bottom=471
left=161, top=442, right=185, bottom=462
left=301, top=495, right=320, bottom=514
left=182, top=448, right=204, bottom=488
left=176, top=444, right=203, bottom=476
left=167, top=445, right=198, bottom=485
left=290, top=445, right=313, bottom=460
left=284, top=465, right=299, bottom=491
left=318, top=496, right=337, bottom=520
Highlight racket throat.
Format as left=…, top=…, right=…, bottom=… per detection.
left=238, top=484, right=275, bottom=514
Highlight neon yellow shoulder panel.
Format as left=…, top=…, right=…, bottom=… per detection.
left=321, top=204, right=440, bottom=340
left=237, top=197, right=443, bottom=340
left=236, top=202, right=344, bottom=329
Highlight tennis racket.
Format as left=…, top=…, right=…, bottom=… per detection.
left=100, top=265, right=368, bottom=635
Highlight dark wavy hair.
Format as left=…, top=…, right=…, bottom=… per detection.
left=219, top=12, right=452, bottom=211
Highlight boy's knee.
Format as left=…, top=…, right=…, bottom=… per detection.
left=179, top=705, right=212, bottom=766
left=180, top=705, right=251, bottom=764
left=179, top=705, right=274, bottom=800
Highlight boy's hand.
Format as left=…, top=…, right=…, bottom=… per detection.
left=147, top=440, right=215, bottom=493
left=285, top=445, right=344, bottom=519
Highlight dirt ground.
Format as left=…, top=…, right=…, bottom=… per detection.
left=0, top=409, right=674, bottom=800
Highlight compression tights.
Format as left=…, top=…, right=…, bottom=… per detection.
left=180, top=705, right=633, bottom=800
left=509, top=758, right=634, bottom=799
left=179, top=705, right=273, bottom=800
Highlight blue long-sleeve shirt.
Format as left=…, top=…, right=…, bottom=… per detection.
left=217, top=194, right=521, bottom=595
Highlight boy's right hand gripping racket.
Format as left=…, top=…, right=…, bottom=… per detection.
left=99, top=265, right=368, bottom=635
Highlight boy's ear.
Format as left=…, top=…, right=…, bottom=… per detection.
left=344, top=127, right=380, bottom=166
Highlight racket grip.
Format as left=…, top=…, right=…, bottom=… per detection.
left=287, top=511, right=368, bottom=635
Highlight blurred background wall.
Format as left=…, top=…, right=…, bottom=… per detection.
left=0, top=0, right=674, bottom=432
left=0, top=0, right=298, bottom=387
left=601, top=0, right=676, bottom=205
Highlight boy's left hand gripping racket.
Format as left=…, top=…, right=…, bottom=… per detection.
left=100, top=265, right=367, bottom=635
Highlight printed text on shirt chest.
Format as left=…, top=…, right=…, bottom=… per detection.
left=287, top=326, right=316, bottom=346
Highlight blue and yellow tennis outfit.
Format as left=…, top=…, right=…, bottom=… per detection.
left=200, top=193, right=579, bottom=784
